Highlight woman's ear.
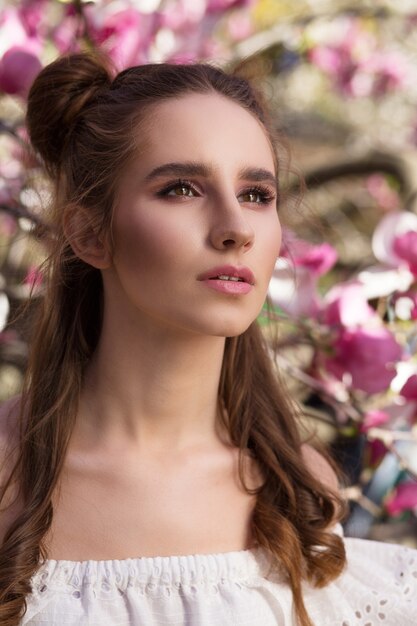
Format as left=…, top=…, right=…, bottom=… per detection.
left=63, top=205, right=111, bottom=270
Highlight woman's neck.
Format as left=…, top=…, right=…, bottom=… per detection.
left=73, top=312, right=228, bottom=455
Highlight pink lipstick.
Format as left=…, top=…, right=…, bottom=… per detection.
left=197, top=265, right=255, bottom=295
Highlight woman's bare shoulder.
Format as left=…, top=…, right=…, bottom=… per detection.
left=301, top=443, right=339, bottom=492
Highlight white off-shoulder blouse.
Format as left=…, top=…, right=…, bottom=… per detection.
left=22, top=526, right=417, bottom=625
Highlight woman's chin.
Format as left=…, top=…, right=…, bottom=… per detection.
left=207, top=320, right=255, bottom=338
left=190, top=308, right=261, bottom=339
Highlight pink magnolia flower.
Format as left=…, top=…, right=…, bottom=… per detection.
left=0, top=46, right=42, bottom=97
left=50, top=6, right=82, bottom=55
left=367, top=438, right=387, bottom=467
left=85, top=7, right=157, bottom=68
left=365, top=51, right=409, bottom=97
left=400, top=374, right=417, bottom=401
left=159, top=1, right=205, bottom=32
left=206, top=0, right=253, bottom=14
left=356, top=265, right=414, bottom=300
left=392, top=290, right=417, bottom=321
left=398, top=374, right=417, bottom=424
left=324, top=327, right=403, bottom=394
left=308, top=20, right=408, bottom=98
left=268, top=260, right=321, bottom=318
left=372, top=211, right=417, bottom=269
left=308, top=46, right=342, bottom=75
left=307, top=19, right=367, bottom=97
left=226, top=12, right=253, bottom=41
left=385, top=482, right=417, bottom=516
left=361, top=409, right=390, bottom=432
left=308, top=36, right=366, bottom=97
left=18, top=0, right=48, bottom=38
left=319, top=283, right=403, bottom=394
left=392, top=231, right=417, bottom=276
left=160, top=1, right=230, bottom=62
left=269, top=235, right=337, bottom=318
left=282, top=235, right=338, bottom=276
left=165, top=29, right=219, bottom=64
left=0, top=8, right=32, bottom=55
left=323, top=283, right=375, bottom=328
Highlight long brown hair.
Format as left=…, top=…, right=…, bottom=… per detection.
left=0, top=52, right=346, bottom=625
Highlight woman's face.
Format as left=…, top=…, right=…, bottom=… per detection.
left=105, top=92, right=281, bottom=337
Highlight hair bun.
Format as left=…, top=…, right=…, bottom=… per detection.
left=26, top=52, right=113, bottom=171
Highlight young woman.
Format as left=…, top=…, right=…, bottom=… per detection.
left=0, top=52, right=415, bottom=626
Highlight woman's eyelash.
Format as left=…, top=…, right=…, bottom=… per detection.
left=239, top=185, right=276, bottom=204
left=156, top=180, right=276, bottom=204
left=157, top=179, right=199, bottom=197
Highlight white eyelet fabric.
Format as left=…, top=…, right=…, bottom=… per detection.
left=22, top=526, right=417, bottom=625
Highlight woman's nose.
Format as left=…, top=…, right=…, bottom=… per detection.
left=209, top=200, right=255, bottom=251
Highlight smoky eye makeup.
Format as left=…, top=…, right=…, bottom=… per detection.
left=156, top=179, right=201, bottom=198
left=154, top=177, right=278, bottom=206
left=237, top=184, right=277, bottom=205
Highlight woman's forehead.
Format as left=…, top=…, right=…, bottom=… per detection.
left=135, top=92, right=276, bottom=175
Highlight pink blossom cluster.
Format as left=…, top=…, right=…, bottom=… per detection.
left=0, top=0, right=255, bottom=96
left=270, top=238, right=404, bottom=395
left=270, top=211, right=417, bottom=395
left=269, top=207, right=417, bottom=517
left=0, top=2, right=44, bottom=97
left=307, top=19, right=409, bottom=98
left=385, top=482, right=417, bottom=517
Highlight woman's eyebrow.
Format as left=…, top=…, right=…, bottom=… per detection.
left=145, top=161, right=277, bottom=189
left=238, top=167, right=277, bottom=189
left=145, top=162, right=210, bottom=181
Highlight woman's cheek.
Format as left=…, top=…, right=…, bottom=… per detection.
left=259, top=218, right=281, bottom=269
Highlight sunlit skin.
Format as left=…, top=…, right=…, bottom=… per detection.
left=80, top=93, right=281, bottom=449
left=0, top=95, right=340, bottom=563
left=45, top=93, right=283, bottom=560
left=0, top=94, right=338, bottom=560
left=107, top=94, right=281, bottom=340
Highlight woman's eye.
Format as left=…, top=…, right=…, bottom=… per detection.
left=239, top=189, right=274, bottom=204
left=240, top=191, right=261, bottom=203
left=169, top=185, right=195, bottom=197
left=158, top=180, right=199, bottom=198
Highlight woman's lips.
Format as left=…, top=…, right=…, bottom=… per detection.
left=201, top=279, right=253, bottom=294
left=197, top=265, right=255, bottom=295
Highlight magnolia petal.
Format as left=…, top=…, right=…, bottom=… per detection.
left=0, top=46, right=42, bottom=97
left=357, top=265, right=414, bottom=299
left=385, top=481, right=417, bottom=515
left=268, top=258, right=321, bottom=318
left=324, top=327, right=403, bottom=394
left=372, top=211, right=417, bottom=266
left=391, top=362, right=417, bottom=393
left=323, top=282, right=375, bottom=327
left=392, top=231, right=417, bottom=274
left=400, top=374, right=417, bottom=400
left=361, top=409, right=391, bottom=431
